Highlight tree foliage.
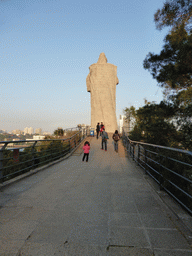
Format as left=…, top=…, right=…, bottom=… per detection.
left=144, top=0, right=192, bottom=90
left=144, top=24, right=192, bottom=89
left=168, top=87, right=192, bottom=149
left=54, top=127, right=64, bottom=137
left=126, top=98, right=192, bottom=150
left=154, top=0, right=192, bottom=32
left=128, top=102, right=179, bottom=147
left=141, top=0, right=192, bottom=150
left=124, top=106, right=136, bottom=124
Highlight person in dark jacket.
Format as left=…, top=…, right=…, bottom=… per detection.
left=101, top=128, right=108, bottom=151
left=96, top=123, right=100, bottom=139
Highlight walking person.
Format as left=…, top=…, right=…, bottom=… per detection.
left=96, top=122, right=100, bottom=139
left=112, top=130, right=120, bottom=152
left=101, top=128, right=108, bottom=151
left=82, top=141, right=90, bottom=162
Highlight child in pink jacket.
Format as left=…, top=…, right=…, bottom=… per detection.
left=82, top=141, right=90, bottom=162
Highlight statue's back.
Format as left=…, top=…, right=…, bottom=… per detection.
left=86, top=53, right=119, bottom=133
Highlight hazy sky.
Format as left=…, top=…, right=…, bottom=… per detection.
left=1, top=0, right=169, bottom=133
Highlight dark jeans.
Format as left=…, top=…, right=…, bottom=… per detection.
left=114, top=141, right=118, bottom=151
left=101, top=140, right=107, bottom=150
left=82, top=153, right=89, bottom=162
left=96, top=131, right=100, bottom=139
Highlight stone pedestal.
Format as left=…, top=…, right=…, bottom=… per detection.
left=86, top=53, right=119, bottom=133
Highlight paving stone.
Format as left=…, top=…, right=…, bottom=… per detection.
left=0, top=239, right=25, bottom=255
left=68, top=225, right=109, bottom=246
left=26, top=224, right=70, bottom=244
left=154, top=249, right=192, bottom=256
left=109, top=212, right=142, bottom=228
left=18, top=241, right=61, bottom=256
left=107, top=247, right=153, bottom=256
left=63, top=242, right=107, bottom=256
left=0, top=220, right=37, bottom=240
left=110, top=227, right=150, bottom=248
left=140, top=213, right=176, bottom=229
left=147, top=229, right=192, bottom=250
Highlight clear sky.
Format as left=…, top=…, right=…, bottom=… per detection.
left=1, top=0, right=169, bottom=133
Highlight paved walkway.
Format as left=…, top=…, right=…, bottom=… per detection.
left=0, top=136, right=192, bottom=255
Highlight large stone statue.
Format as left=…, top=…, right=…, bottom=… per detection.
left=86, top=53, right=119, bottom=133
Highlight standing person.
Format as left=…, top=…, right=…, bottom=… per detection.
left=112, top=130, right=120, bottom=152
left=96, top=123, right=100, bottom=139
left=100, top=122, right=104, bottom=136
left=101, top=128, right=108, bottom=151
left=82, top=141, right=90, bottom=162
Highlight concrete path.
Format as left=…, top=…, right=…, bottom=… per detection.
left=0, top=136, right=192, bottom=255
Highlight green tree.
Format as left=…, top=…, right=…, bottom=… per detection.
left=154, top=0, right=192, bottom=32
left=128, top=102, right=179, bottom=147
left=169, top=87, right=192, bottom=150
left=124, top=106, right=136, bottom=119
left=144, top=0, right=192, bottom=90
left=143, top=0, right=192, bottom=150
left=54, top=127, right=64, bottom=137
left=143, top=25, right=192, bottom=90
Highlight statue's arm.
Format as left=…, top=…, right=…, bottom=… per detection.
left=116, top=76, right=119, bottom=85
left=86, top=74, right=91, bottom=92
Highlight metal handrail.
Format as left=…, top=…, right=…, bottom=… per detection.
left=0, top=126, right=90, bottom=183
left=122, top=128, right=192, bottom=215
left=125, top=138, right=192, bottom=156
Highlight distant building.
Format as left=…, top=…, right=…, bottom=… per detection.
left=28, top=127, right=33, bottom=135
left=24, top=127, right=28, bottom=135
left=119, top=114, right=135, bottom=135
left=43, top=132, right=52, bottom=136
left=25, top=135, right=45, bottom=141
left=33, top=135, right=45, bottom=140
left=12, top=129, right=22, bottom=135
left=0, top=129, right=6, bottom=134
left=35, top=128, right=42, bottom=134
left=119, top=115, right=128, bottom=134
left=24, top=127, right=34, bottom=135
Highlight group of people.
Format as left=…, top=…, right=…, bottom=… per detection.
left=96, top=122, right=104, bottom=139
left=82, top=122, right=121, bottom=162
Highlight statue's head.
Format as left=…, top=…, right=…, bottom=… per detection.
left=97, top=53, right=107, bottom=64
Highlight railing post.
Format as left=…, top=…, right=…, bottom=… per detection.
left=68, top=139, right=71, bottom=153
left=144, top=147, right=147, bottom=174
left=138, top=144, right=140, bottom=165
left=133, top=143, right=135, bottom=161
left=158, top=154, right=164, bottom=190
left=32, top=141, right=37, bottom=169
left=0, top=149, right=3, bottom=183
left=0, top=143, right=8, bottom=183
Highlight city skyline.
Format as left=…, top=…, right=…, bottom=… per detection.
left=1, top=127, right=51, bottom=135
left=1, top=0, right=169, bottom=133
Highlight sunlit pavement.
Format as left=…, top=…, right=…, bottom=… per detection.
left=0, top=135, right=192, bottom=255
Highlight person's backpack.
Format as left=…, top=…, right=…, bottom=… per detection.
left=103, top=132, right=108, bottom=140
left=113, top=133, right=119, bottom=141
left=105, top=133, right=109, bottom=139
